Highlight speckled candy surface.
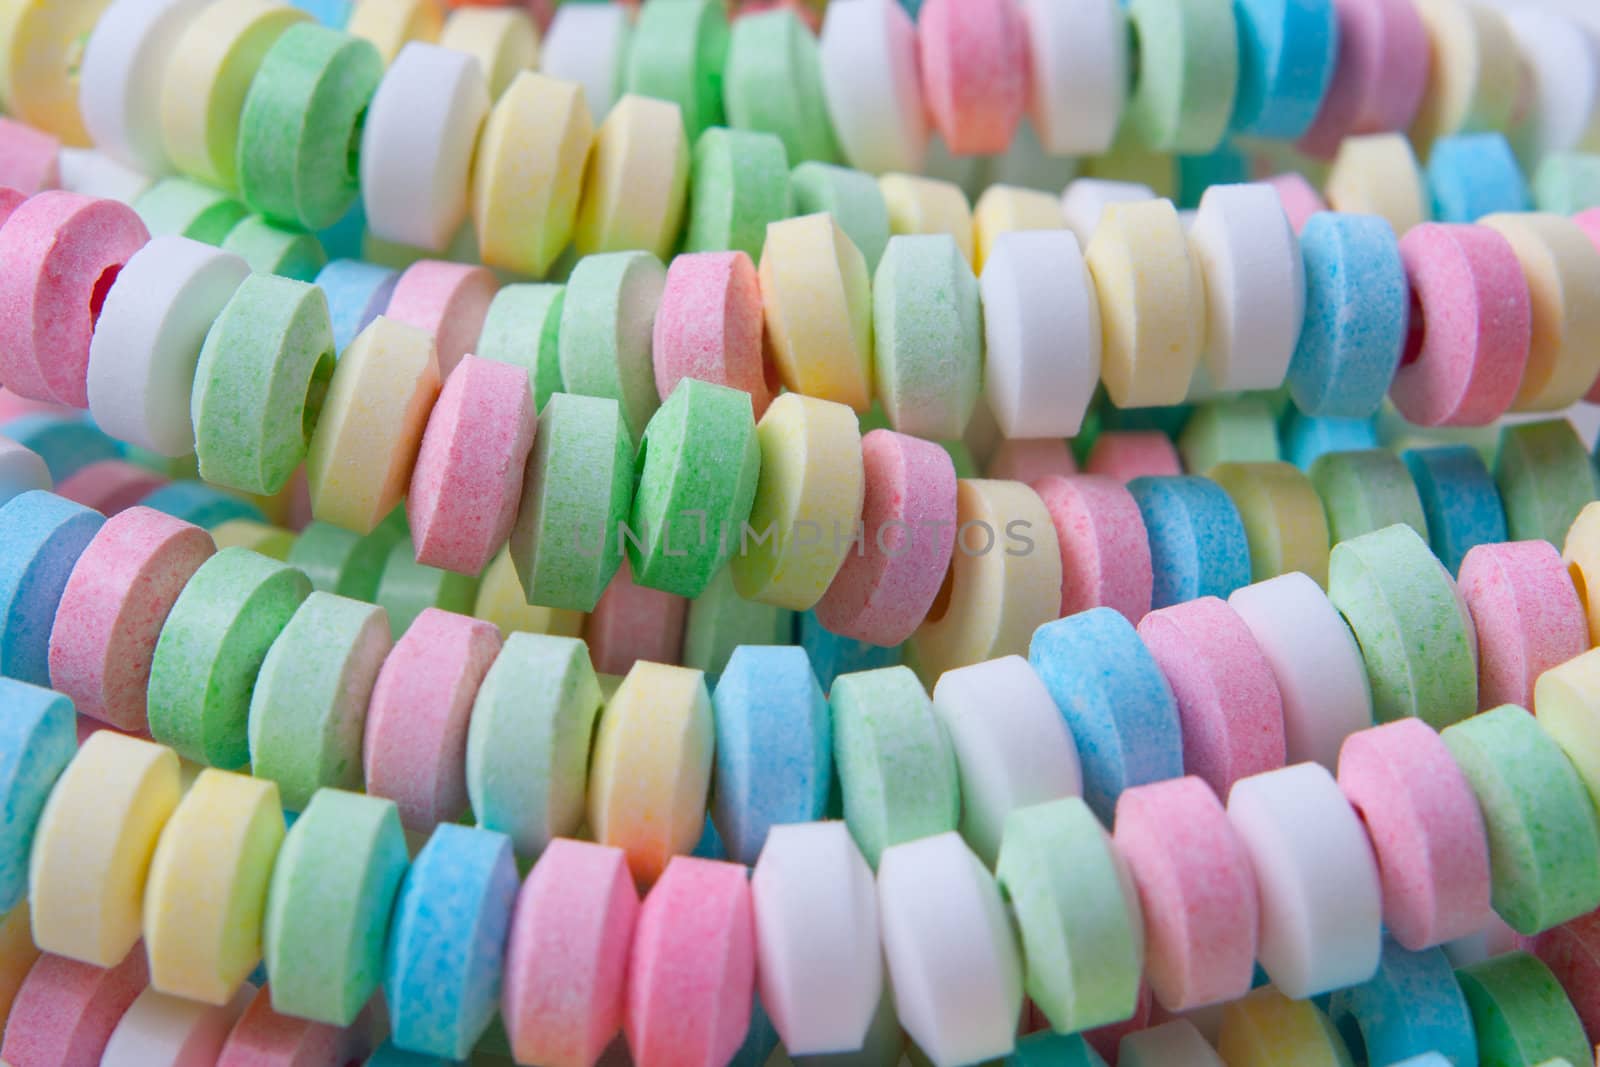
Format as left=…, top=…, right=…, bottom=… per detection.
left=685, top=128, right=790, bottom=261
left=383, top=259, right=497, bottom=381
left=1494, top=419, right=1599, bottom=545
left=0, top=490, right=106, bottom=686
left=1127, top=476, right=1252, bottom=610
left=873, top=234, right=981, bottom=440
left=1327, top=939, right=1477, bottom=1067
left=723, top=10, right=838, bottom=166
left=1455, top=952, right=1590, bottom=1067
left=0, top=678, right=75, bottom=914
left=652, top=251, right=771, bottom=418
left=1311, top=448, right=1429, bottom=546
left=1404, top=445, right=1510, bottom=577
left=0, top=945, right=150, bottom=1067
left=1464, top=540, right=1585, bottom=711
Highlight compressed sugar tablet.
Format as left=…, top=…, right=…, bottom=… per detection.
left=146, top=547, right=310, bottom=768
left=1465, top=541, right=1584, bottom=711
left=879, top=173, right=974, bottom=265
left=80, top=0, right=212, bottom=172
left=1230, top=0, right=1338, bottom=139
left=682, top=565, right=791, bottom=675
left=1124, top=0, right=1239, bottom=153
left=101, top=983, right=254, bottom=1067
left=1311, top=447, right=1427, bottom=547
left=1537, top=645, right=1600, bottom=821
left=472, top=71, right=592, bottom=278
left=503, top=839, right=638, bottom=1067
left=0, top=415, right=120, bottom=483
left=439, top=6, right=534, bottom=98
left=1024, top=0, right=1125, bottom=155
left=0, top=679, right=74, bottom=914
left=1033, top=474, right=1153, bottom=623
left=216, top=983, right=382, bottom=1066
left=1524, top=910, right=1600, bottom=1044
left=0, top=491, right=105, bottom=686
left=1506, top=8, right=1600, bottom=163
left=1085, top=431, right=1184, bottom=483
left=880, top=832, right=1022, bottom=1067
left=49, top=507, right=214, bottom=732
left=1085, top=199, right=1206, bottom=408
left=472, top=546, right=585, bottom=642
left=985, top=438, right=1077, bottom=484
left=653, top=251, right=770, bottom=417
left=1060, top=179, right=1156, bottom=244
left=316, top=259, right=399, bottom=355
left=917, top=0, right=1025, bottom=155
left=686, top=127, right=790, bottom=261
left=1403, top=445, right=1509, bottom=573
left=263, top=789, right=408, bottom=1026
left=54, top=460, right=166, bottom=517
left=908, top=478, right=1062, bottom=683
left=87, top=236, right=249, bottom=458
left=1408, top=0, right=1519, bottom=153
left=1113, top=778, right=1258, bottom=1012
left=1210, top=461, right=1329, bottom=585
left=1175, top=399, right=1281, bottom=472
left=1264, top=172, right=1327, bottom=233
left=467, top=633, right=601, bottom=856
left=817, top=0, right=926, bottom=174
left=540, top=2, right=626, bottom=121
left=346, top=0, right=440, bottom=62
left=1227, top=762, right=1382, bottom=997
left=723, top=9, right=838, bottom=165
left=997, top=798, right=1141, bottom=1034
left=1455, top=952, right=1589, bottom=1067
left=0, top=191, right=149, bottom=407
left=0, top=118, right=56, bottom=193
left=873, top=235, right=980, bottom=438
left=1216, top=988, right=1355, bottom=1067
left=1325, top=133, right=1429, bottom=235
left=386, top=824, right=518, bottom=1059
left=133, top=176, right=249, bottom=242
left=209, top=520, right=292, bottom=560
left=305, top=316, right=440, bottom=537
left=139, top=480, right=266, bottom=530
left=0, top=433, right=49, bottom=505
left=1338, top=718, right=1493, bottom=950
left=1443, top=705, right=1600, bottom=934
left=1119, top=1021, right=1223, bottom=1067
left=384, top=259, right=495, bottom=380
left=219, top=217, right=328, bottom=282
left=559, top=251, right=666, bottom=444
left=1127, top=476, right=1251, bottom=610
left=360, top=43, right=488, bottom=251
left=1012, top=1032, right=1108, bottom=1067
left=1298, top=0, right=1428, bottom=157
left=790, top=162, right=891, bottom=272
left=582, top=560, right=687, bottom=676
left=1493, top=419, right=1599, bottom=545
left=0, top=946, right=150, bottom=1067
left=759, top=213, right=874, bottom=411
left=478, top=283, right=565, bottom=410
left=620, top=0, right=726, bottom=142
left=575, top=94, right=690, bottom=259
left=1535, top=154, right=1600, bottom=214
left=1428, top=133, right=1531, bottom=223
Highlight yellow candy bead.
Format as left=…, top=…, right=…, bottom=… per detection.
left=758, top=212, right=875, bottom=412
left=879, top=172, right=975, bottom=266
left=0, top=900, right=38, bottom=1024
left=1409, top=0, right=1519, bottom=155
left=972, top=185, right=1064, bottom=272
left=159, top=0, right=309, bottom=189
left=0, top=0, right=110, bottom=145
left=1217, top=987, right=1351, bottom=1067
left=1083, top=135, right=1178, bottom=200
left=1209, top=461, right=1331, bottom=587
left=730, top=393, right=865, bottom=611
left=474, top=546, right=585, bottom=639
left=143, top=769, right=285, bottom=1006
left=1084, top=198, right=1206, bottom=408
left=1566, top=502, right=1600, bottom=644
left=908, top=479, right=1062, bottom=684
left=210, top=520, right=296, bottom=560
left=1325, top=134, right=1430, bottom=235
left=438, top=6, right=537, bottom=98
left=1480, top=213, right=1600, bottom=413
left=472, top=71, right=593, bottom=279
left=347, top=0, right=443, bottom=65
left=1534, top=647, right=1600, bottom=816
left=305, top=316, right=441, bottom=535
left=574, top=93, right=690, bottom=260
left=586, top=661, right=713, bottom=886
left=29, top=732, right=181, bottom=967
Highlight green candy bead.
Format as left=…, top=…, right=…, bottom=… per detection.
left=1125, top=0, right=1239, bottom=154
left=558, top=250, right=667, bottom=444
left=791, top=161, right=891, bottom=272
left=873, top=233, right=982, bottom=440
left=263, top=789, right=408, bottom=1026
left=147, top=547, right=313, bottom=769
left=1494, top=419, right=1599, bottom=545
left=681, top=566, right=794, bottom=677
left=477, top=284, right=565, bottom=412
left=621, top=0, right=728, bottom=141
left=510, top=392, right=634, bottom=613
left=285, top=511, right=407, bottom=602
left=629, top=378, right=760, bottom=598
left=723, top=9, right=839, bottom=165
left=1455, top=952, right=1589, bottom=1067
left=685, top=126, right=792, bottom=260
left=1178, top=397, right=1281, bottom=474
left=830, top=665, right=960, bottom=867
left=1532, top=153, right=1600, bottom=214
left=220, top=216, right=328, bottom=281
left=236, top=22, right=384, bottom=231
left=374, top=535, right=479, bottom=639
left=1310, top=448, right=1428, bottom=545
left=1210, top=460, right=1331, bottom=586
left=134, top=177, right=250, bottom=243
left=1442, top=706, right=1600, bottom=935
left=192, top=274, right=336, bottom=496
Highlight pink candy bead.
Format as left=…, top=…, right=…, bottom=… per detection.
left=626, top=856, right=755, bottom=1067
left=55, top=460, right=169, bottom=516
left=1337, top=719, right=1493, bottom=950
left=214, top=985, right=382, bottom=1067
left=1114, top=777, right=1260, bottom=1012
left=984, top=438, right=1077, bottom=484
left=584, top=559, right=687, bottom=677
left=0, top=117, right=60, bottom=193
left=49, top=506, right=215, bottom=731
left=0, top=186, right=26, bottom=229
left=1575, top=208, right=1600, bottom=253
left=363, top=607, right=502, bottom=832
left=917, top=0, right=1027, bottom=155
left=1033, top=474, right=1153, bottom=624
left=1263, top=173, right=1327, bottom=235
left=0, top=191, right=149, bottom=407
left=409, top=354, right=536, bottom=575
left=652, top=251, right=772, bottom=418
left=504, top=840, right=641, bottom=1067
left=813, top=429, right=958, bottom=647
left=1299, top=0, right=1430, bottom=158
left=1458, top=540, right=1588, bottom=711
left=1390, top=223, right=1531, bottom=427
left=1137, top=598, right=1287, bottom=795
left=1, top=947, right=150, bottom=1067
left=1084, top=431, right=1183, bottom=482
left=384, top=259, right=498, bottom=378
left=1083, top=981, right=1154, bottom=1061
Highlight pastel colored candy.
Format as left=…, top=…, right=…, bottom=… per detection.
left=219, top=217, right=329, bottom=282
left=1022, top=0, right=1125, bottom=156
left=1298, top=0, right=1428, bottom=157
left=49, top=506, right=215, bottom=731
left=208, top=519, right=293, bottom=560
left=653, top=251, right=770, bottom=417
left=477, top=283, right=565, bottom=411
left=1310, top=448, right=1428, bottom=546
left=1085, top=431, right=1184, bottom=483
left=263, top=789, right=408, bottom=1026
left=132, top=176, right=249, bottom=242
left=797, top=610, right=902, bottom=694
left=287, top=517, right=401, bottom=601
left=79, top=0, right=213, bottom=173
left=1010, top=1032, right=1109, bottom=1067
left=1428, top=133, right=1531, bottom=223
left=816, top=0, right=927, bottom=173
left=575, top=94, right=690, bottom=260
left=997, top=799, right=1141, bottom=1034
left=790, top=162, right=892, bottom=272
left=1465, top=541, right=1586, bottom=712
left=316, top=260, right=400, bottom=356
left=0, top=414, right=121, bottom=483
left=1230, top=0, right=1339, bottom=138
left=620, top=0, right=725, bottom=142
left=1123, top=0, right=1239, bottom=153
left=1264, top=171, right=1327, bottom=233
left=682, top=566, right=792, bottom=676
left=1408, top=0, right=1519, bottom=153
left=685, top=128, right=790, bottom=261
left=985, top=438, right=1077, bottom=484
left=472, top=546, right=586, bottom=642
left=385, top=824, right=519, bottom=1059
left=0, top=898, right=39, bottom=1026
left=1506, top=7, right=1600, bottom=163
left=0, top=432, right=50, bottom=505
left=1454, top=952, right=1590, bottom=1067
left=583, top=559, right=687, bottom=676
left=146, top=547, right=311, bottom=768
left=466, top=633, right=602, bottom=856
left=723, top=9, right=838, bottom=164
left=1534, top=153, right=1600, bottom=214
left=917, top=0, right=1025, bottom=155
left=1209, top=461, right=1330, bottom=586
left=1118, top=1021, right=1224, bottom=1067
left=345, top=0, right=441, bottom=61
left=0, top=945, right=150, bottom=1067
left=873, top=234, right=981, bottom=439
left=1059, top=178, right=1155, bottom=244
left=1032, top=474, right=1152, bottom=623
left=1113, top=777, right=1258, bottom=1012
left=503, top=839, right=639, bottom=1067
left=0, top=679, right=74, bottom=914
left=384, top=259, right=496, bottom=380
left=438, top=6, right=535, bottom=99
left=1215, top=987, right=1357, bottom=1067
left=51, top=459, right=162, bottom=517
left=1404, top=445, right=1510, bottom=576
left=0, top=490, right=105, bottom=685
left=1327, top=939, right=1476, bottom=1066
left=540, top=2, right=627, bottom=121
left=1523, top=909, right=1600, bottom=1045
left=215, top=983, right=382, bottom=1066
left=759, top=212, right=874, bottom=411
left=100, top=983, right=255, bottom=1067
left=559, top=250, right=666, bottom=443
left=879, top=173, right=974, bottom=266
left=1127, top=476, right=1251, bottom=610
left=1493, top=419, right=1599, bottom=545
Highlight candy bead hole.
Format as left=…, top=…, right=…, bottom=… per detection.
left=303, top=349, right=335, bottom=442
left=89, top=265, right=120, bottom=323
left=1333, top=1009, right=1368, bottom=1063
left=1570, top=561, right=1590, bottom=615
left=1401, top=284, right=1425, bottom=367
left=348, top=108, right=367, bottom=185
left=1126, top=18, right=1142, bottom=93
left=926, top=558, right=955, bottom=624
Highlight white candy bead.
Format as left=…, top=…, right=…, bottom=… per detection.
left=1188, top=183, right=1305, bottom=394
left=1227, top=573, right=1373, bottom=771
left=360, top=42, right=489, bottom=252
left=87, top=236, right=251, bottom=458
left=100, top=984, right=255, bottom=1067
left=1024, top=0, right=1127, bottom=156
left=58, top=148, right=155, bottom=203
left=751, top=822, right=884, bottom=1057
left=1226, top=762, right=1383, bottom=999
left=1060, top=179, right=1155, bottom=244
left=540, top=3, right=629, bottom=124
left=877, top=832, right=1022, bottom=1067
left=1119, top=1020, right=1226, bottom=1067
left=931, top=655, right=1083, bottom=866
left=979, top=230, right=1102, bottom=439
left=818, top=0, right=928, bottom=175
left=1505, top=8, right=1600, bottom=161
left=0, top=436, right=50, bottom=506
left=78, top=0, right=209, bottom=174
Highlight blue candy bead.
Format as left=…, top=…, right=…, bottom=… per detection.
left=1127, top=476, right=1252, bottom=609
left=1427, top=133, right=1531, bottom=224
left=318, top=198, right=367, bottom=261
left=0, top=491, right=104, bottom=685
left=385, top=824, right=519, bottom=1060
left=797, top=610, right=901, bottom=693
left=1387, top=1056, right=1451, bottom=1067
left=316, top=258, right=400, bottom=353
left=0, top=414, right=122, bottom=482
left=1230, top=0, right=1340, bottom=139
left=710, top=645, right=831, bottom=865
left=1177, top=143, right=1252, bottom=208
left=1008, top=1030, right=1109, bottom=1067
left=1280, top=410, right=1380, bottom=470
left=730, top=996, right=781, bottom=1067
left=1402, top=445, right=1508, bottom=575
left=1028, top=607, right=1182, bottom=823
left=139, top=480, right=266, bottom=528
left=1328, top=939, right=1477, bottom=1067
left=1288, top=213, right=1408, bottom=417
left=290, top=0, right=352, bottom=26
left=0, top=678, right=75, bottom=913
left=692, top=813, right=728, bottom=860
